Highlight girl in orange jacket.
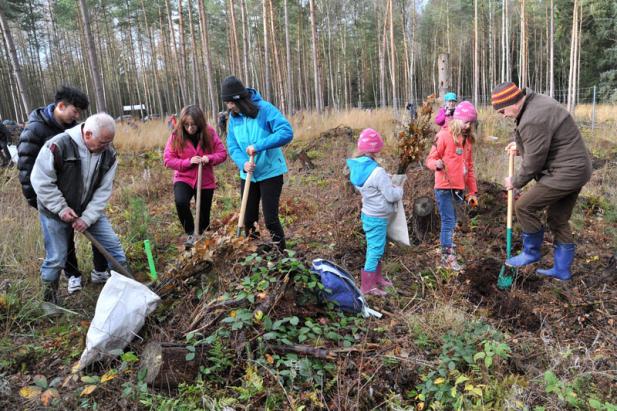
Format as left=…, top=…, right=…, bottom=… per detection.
left=425, top=101, right=478, bottom=271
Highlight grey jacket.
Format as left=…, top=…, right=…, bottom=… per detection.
left=31, top=124, right=118, bottom=227
left=513, top=90, right=592, bottom=191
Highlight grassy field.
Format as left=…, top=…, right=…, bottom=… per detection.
left=1, top=104, right=616, bottom=409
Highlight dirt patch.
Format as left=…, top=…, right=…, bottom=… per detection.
left=460, top=258, right=542, bottom=332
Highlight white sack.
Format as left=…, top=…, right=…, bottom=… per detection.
left=8, top=145, right=17, bottom=163
left=387, top=174, right=410, bottom=246
left=79, top=271, right=160, bottom=370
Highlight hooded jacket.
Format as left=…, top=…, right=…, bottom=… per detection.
left=31, top=124, right=117, bottom=227
left=512, top=90, right=592, bottom=190
left=346, top=156, right=403, bottom=218
left=163, top=125, right=227, bottom=189
left=226, top=89, right=293, bottom=182
left=17, top=105, right=77, bottom=208
left=425, top=126, right=478, bottom=194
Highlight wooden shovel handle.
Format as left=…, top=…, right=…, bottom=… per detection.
left=195, top=161, right=203, bottom=236
left=238, top=154, right=255, bottom=231
left=82, top=230, right=134, bottom=279
left=507, top=151, right=515, bottom=230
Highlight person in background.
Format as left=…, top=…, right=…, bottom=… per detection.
left=222, top=75, right=293, bottom=252
left=163, top=105, right=227, bottom=249
left=493, top=82, right=592, bottom=281
left=17, top=86, right=107, bottom=295
left=425, top=101, right=479, bottom=271
left=31, top=113, right=128, bottom=304
left=0, top=122, right=11, bottom=166
left=217, top=111, right=228, bottom=139
left=347, top=129, right=404, bottom=296
left=435, top=92, right=458, bottom=127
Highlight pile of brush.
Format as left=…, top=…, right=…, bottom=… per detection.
left=396, top=94, right=437, bottom=174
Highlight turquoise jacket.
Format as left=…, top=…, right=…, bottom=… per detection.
left=227, top=89, right=293, bottom=182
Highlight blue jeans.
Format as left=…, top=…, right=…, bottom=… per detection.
left=39, top=213, right=126, bottom=282
left=435, top=189, right=463, bottom=249
left=361, top=213, right=389, bottom=272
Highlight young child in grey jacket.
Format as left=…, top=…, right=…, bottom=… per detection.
left=346, top=128, right=404, bottom=296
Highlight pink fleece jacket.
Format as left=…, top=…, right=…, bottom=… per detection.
left=163, top=126, right=227, bottom=189
left=425, top=126, right=477, bottom=195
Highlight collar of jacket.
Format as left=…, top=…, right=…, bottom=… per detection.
left=515, top=88, right=534, bottom=125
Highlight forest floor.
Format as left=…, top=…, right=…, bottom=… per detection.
left=0, top=113, right=616, bottom=410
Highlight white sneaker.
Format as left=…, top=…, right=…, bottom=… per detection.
left=91, top=269, right=111, bottom=284
left=67, top=276, right=82, bottom=294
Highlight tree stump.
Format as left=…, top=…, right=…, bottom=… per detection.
left=411, top=196, right=438, bottom=243
left=296, top=149, right=315, bottom=170
left=140, top=342, right=207, bottom=388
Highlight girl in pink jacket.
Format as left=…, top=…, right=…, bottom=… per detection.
left=164, top=105, right=227, bottom=248
left=425, top=101, right=478, bottom=271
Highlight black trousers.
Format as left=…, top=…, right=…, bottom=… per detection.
left=64, top=236, right=108, bottom=278
left=174, top=182, right=214, bottom=235
left=240, top=174, right=286, bottom=251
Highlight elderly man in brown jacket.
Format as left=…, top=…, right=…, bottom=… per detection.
left=492, top=82, right=592, bottom=281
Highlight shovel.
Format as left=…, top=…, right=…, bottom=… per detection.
left=237, top=154, right=255, bottom=237
left=82, top=230, right=134, bottom=280
left=497, top=150, right=516, bottom=290
left=194, top=161, right=203, bottom=241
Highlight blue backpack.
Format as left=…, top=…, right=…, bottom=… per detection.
left=310, top=259, right=381, bottom=318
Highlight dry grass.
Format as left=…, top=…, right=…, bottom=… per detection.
left=112, top=120, right=170, bottom=152
left=575, top=103, right=617, bottom=123
left=290, top=108, right=399, bottom=145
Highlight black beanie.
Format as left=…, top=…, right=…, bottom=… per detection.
left=221, top=76, right=249, bottom=101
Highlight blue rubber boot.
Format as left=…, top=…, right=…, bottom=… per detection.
left=506, top=230, right=543, bottom=267
left=536, top=243, right=575, bottom=281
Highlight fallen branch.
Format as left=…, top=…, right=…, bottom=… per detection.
left=267, top=344, right=336, bottom=360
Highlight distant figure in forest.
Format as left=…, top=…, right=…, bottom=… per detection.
left=221, top=76, right=293, bottom=252
left=166, top=114, right=177, bottom=131
left=17, top=86, right=108, bottom=295
left=435, top=92, right=457, bottom=127
left=217, top=111, right=228, bottom=139
left=163, top=105, right=227, bottom=249
left=0, top=122, right=11, bottom=166
left=493, top=82, right=592, bottom=281
left=406, top=102, right=417, bottom=121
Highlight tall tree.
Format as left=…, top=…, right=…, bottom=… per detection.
left=0, top=4, right=30, bottom=114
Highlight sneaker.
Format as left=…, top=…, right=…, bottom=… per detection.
left=91, top=269, right=111, bottom=284
left=440, top=249, right=463, bottom=271
left=184, top=234, right=196, bottom=249
left=67, top=276, right=82, bottom=294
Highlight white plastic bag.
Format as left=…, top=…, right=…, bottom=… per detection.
left=79, top=271, right=160, bottom=370
left=387, top=174, right=410, bottom=246
left=8, top=145, right=17, bottom=163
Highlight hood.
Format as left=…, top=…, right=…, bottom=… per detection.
left=65, top=123, right=88, bottom=151
left=346, top=156, right=378, bottom=187
left=248, top=88, right=263, bottom=103
left=28, top=104, right=73, bottom=133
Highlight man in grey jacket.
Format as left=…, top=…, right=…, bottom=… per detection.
left=492, top=82, right=592, bottom=281
left=31, top=113, right=128, bottom=303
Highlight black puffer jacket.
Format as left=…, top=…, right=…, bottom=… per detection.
left=17, top=106, right=76, bottom=208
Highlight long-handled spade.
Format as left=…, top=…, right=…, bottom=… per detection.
left=237, top=154, right=255, bottom=237
left=193, top=161, right=203, bottom=246
left=497, top=150, right=517, bottom=290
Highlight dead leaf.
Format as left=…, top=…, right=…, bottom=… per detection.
left=19, top=386, right=42, bottom=400
left=266, top=354, right=274, bottom=364
left=71, top=361, right=81, bottom=374
left=100, top=370, right=118, bottom=383
left=80, top=385, right=97, bottom=397
left=40, top=388, right=59, bottom=406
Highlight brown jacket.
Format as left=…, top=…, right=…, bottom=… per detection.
left=513, top=89, right=592, bottom=191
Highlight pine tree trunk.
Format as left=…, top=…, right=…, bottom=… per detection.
left=198, top=0, right=217, bottom=117
left=308, top=0, right=321, bottom=113
left=0, top=8, right=31, bottom=113
left=284, top=0, right=293, bottom=112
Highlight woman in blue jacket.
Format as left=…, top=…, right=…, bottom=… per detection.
left=221, top=76, right=293, bottom=251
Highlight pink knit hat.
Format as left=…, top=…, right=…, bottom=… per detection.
left=357, top=128, right=384, bottom=153
left=453, top=101, right=477, bottom=123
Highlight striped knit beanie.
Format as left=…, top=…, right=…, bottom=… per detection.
left=491, top=82, right=524, bottom=110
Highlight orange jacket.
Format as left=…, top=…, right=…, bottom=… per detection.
left=425, top=127, right=477, bottom=195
